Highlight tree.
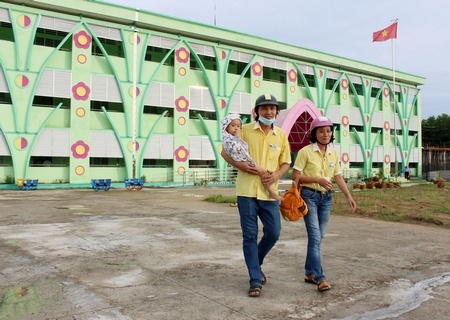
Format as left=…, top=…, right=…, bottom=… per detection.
left=422, top=114, right=450, bottom=147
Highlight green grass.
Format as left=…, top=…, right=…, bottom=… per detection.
left=204, top=194, right=237, bottom=204
left=332, top=183, right=450, bottom=227
left=205, top=183, right=450, bottom=228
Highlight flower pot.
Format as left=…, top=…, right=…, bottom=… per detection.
left=366, top=183, right=374, bottom=189
left=437, top=181, right=446, bottom=188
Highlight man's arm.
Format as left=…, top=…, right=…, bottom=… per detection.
left=221, top=148, right=258, bottom=174
left=261, top=162, right=290, bottom=186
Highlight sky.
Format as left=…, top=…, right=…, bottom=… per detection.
left=105, top=0, right=449, bottom=119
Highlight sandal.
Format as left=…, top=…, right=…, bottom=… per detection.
left=248, top=285, right=262, bottom=297
left=304, top=274, right=317, bottom=284
left=317, top=280, right=331, bottom=291
left=261, top=271, right=266, bottom=285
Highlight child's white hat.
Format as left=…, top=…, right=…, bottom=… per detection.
left=221, top=113, right=241, bottom=132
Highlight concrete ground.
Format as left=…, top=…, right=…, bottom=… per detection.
left=0, top=186, right=449, bottom=320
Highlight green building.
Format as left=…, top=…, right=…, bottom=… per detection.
left=0, top=0, right=425, bottom=186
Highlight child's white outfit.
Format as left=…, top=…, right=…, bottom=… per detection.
left=221, top=114, right=255, bottom=165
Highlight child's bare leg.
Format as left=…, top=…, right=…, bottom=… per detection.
left=257, top=171, right=283, bottom=202
left=264, top=183, right=283, bottom=202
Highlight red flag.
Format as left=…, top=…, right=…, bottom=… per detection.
left=372, top=22, right=398, bottom=42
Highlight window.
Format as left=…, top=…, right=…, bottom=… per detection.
left=228, top=60, right=250, bottom=78
left=189, top=160, right=216, bottom=168
left=92, top=37, right=123, bottom=58
left=144, top=46, right=174, bottom=66
left=301, top=74, right=315, bottom=87
left=190, top=55, right=217, bottom=71
left=189, top=110, right=217, bottom=120
left=263, top=67, right=286, bottom=83
left=0, top=22, right=14, bottom=42
left=143, top=159, right=172, bottom=168
left=91, top=100, right=123, bottom=112
left=0, top=156, right=12, bottom=166
left=325, top=78, right=336, bottom=90
left=143, top=105, right=172, bottom=116
left=29, top=157, right=69, bottom=167
left=33, top=96, right=70, bottom=109
left=0, top=92, right=12, bottom=104
left=33, top=27, right=70, bottom=50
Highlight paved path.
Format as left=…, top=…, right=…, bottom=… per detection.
left=0, top=187, right=449, bottom=319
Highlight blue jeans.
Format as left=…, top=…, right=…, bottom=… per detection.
left=237, top=196, right=281, bottom=286
left=301, top=188, right=333, bottom=282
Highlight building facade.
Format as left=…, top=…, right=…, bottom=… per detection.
left=0, top=0, right=425, bottom=186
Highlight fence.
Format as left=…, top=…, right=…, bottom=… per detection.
left=144, top=167, right=237, bottom=187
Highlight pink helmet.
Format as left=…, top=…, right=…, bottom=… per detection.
left=310, top=116, right=333, bottom=133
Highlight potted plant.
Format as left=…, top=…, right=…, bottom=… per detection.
left=365, top=177, right=374, bottom=189
left=435, top=175, right=447, bottom=188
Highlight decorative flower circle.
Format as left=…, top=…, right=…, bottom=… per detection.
left=403, top=119, right=407, bottom=126
left=15, top=75, right=29, bottom=88
left=129, top=33, right=141, bottom=44
left=384, top=121, right=390, bottom=131
left=18, top=15, right=31, bottom=28
left=319, top=70, right=323, bottom=78
left=77, top=54, right=87, bottom=64
left=220, top=51, right=227, bottom=59
left=175, top=146, right=189, bottom=162
left=341, top=79, right=348, bottom=90
left=178, top=116, right=186, bottom=125
left=254, top=80, right=260, bottom=87
left=385, top=134, right=389, bottom=140
left=128, top=141, right=140, bottom=152
left=177, top=166, right=186, bottom=175
left=72, top=82, right=90, bottom=100
left=343, top=130, right=348, bottom=137
left=290, top=86, right=295, bottom=93
left=129, top=86, right=140, bottom=97
left=367, top=151, right=371, bottom=158
left=404, top=152, right=408, bottom=158
left=341, top=116, right=349, bottom=127
left=341, top=153, right=349, bottom=164
left=71, top=140, right=90, bottom=159
left=179, top=67, right=187, bottom=76
left=175, top=96, right=189, bottom=112
left=383, top=87, right=390, bottom=97
left=384, top=154, right=390, bottom=165
left=75, top=165, right=85, bottom=175
left=342, top=93, right=347, bottom=100
left=252, top=62, right=262, bottom=76
left=14, top=137, right=28, bottom=150
left=219, top=99, right=226, bottom=109
left=288, top=69, right=297, bottom=82
left=366, top=115, right=370, bottom=123
left=365, top=80, right=369, bottom=87
left=74, top=30, right=92, bottom=49
left=76, top=107, right=86, bottom=117
left=176, top=47, right=190, bottom=63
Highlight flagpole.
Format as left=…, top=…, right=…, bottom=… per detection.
left=391, top=19, right=398, bottom=177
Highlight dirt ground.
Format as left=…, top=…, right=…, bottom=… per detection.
left=0, top=186, right=450, bottom=320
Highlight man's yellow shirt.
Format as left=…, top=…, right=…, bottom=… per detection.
left=235, top=122, right=291, bottom=200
